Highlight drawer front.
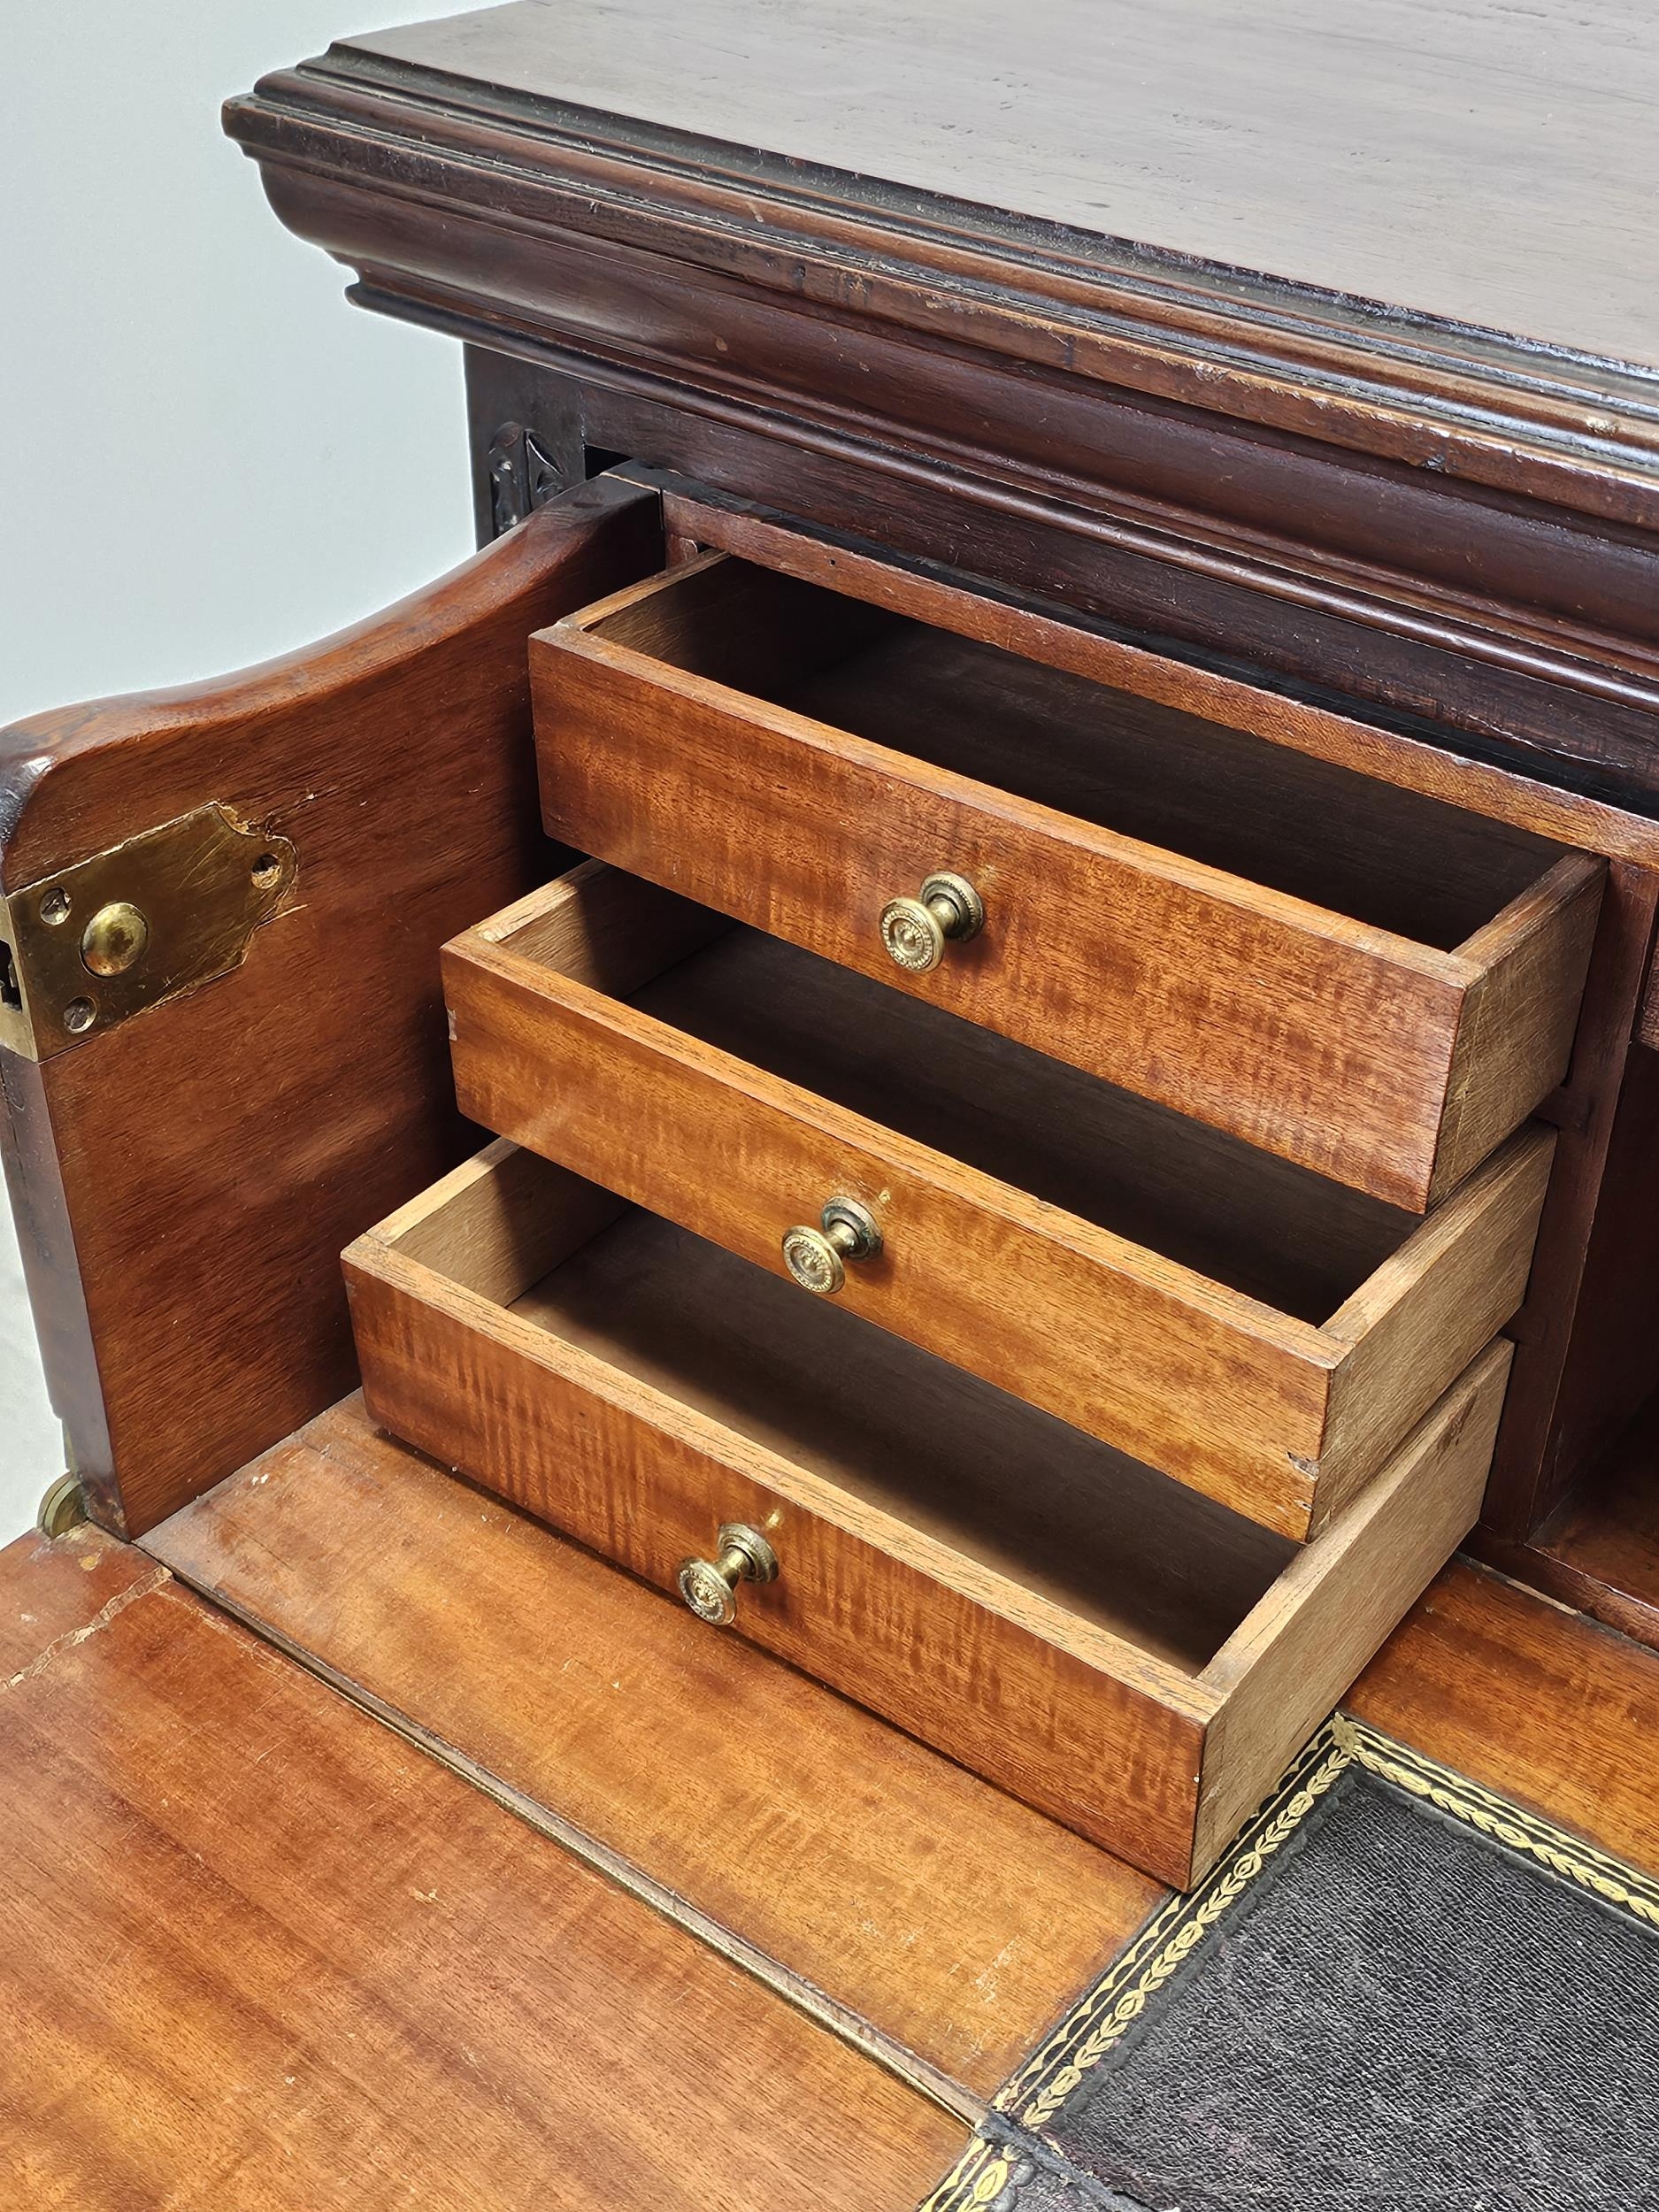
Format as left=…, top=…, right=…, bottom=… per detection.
left=534, top=601, right=1601, bottom=1210
left=443, top=885, right=1552, bottom=1541
left=344, top=1239, right=1210, bottom=1887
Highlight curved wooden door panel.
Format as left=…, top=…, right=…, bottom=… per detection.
left=0, top=475, right=663, bottom=1536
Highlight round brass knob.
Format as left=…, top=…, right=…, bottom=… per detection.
left=780, top=1195, right=882, bottom=1295
left=676, top=1522, right=780, bottom=1625
left=878, top=872, right=984, bottom=973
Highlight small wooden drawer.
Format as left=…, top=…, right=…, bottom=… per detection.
left=343, top=1141, right=1510, bottom=1889
left=442, top=863, right=1552, bottom=1543
left=532, top=552, right=1602, bottom=1211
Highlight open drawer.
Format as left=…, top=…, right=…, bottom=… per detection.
left=442, top=864, right=1552, bottom=1542
left=343, top=1140, right=1510, bottom=1889
left=532, top=552, right=1603, bottom=1211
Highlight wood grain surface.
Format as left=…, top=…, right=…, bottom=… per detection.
left=0, top=1525, right=963, bottom=2209
left=536, top=557, right=1597, bottom=1206
left=227, top=37, right=1659, bottom=889
left=0, top=477, right=662, bottom=1539
left=1482, top=868, right=1659, bottom=1533
left=445, top=865, right=1549, bottom=1538
left=1485, top=1394, right=1659, bottom=1655
left=1540, top=1400, right=1659, bottom=1645
left=0, top=1521, right=163, bottom=1681
left=1349, top=1556, right=1659, bottom=1883
left=346, top=1216, right=1215, bottom=1885
left=146, top=1393, right=1165, bottom=2102
left=342, top=0, right=1659, bottom=366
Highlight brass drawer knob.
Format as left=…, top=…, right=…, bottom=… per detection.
left=780, top=1195, right=882, bottom=1295
left=677, top=1523, right=780, bottom=1625
left=879, top=872, right=984, bottom=973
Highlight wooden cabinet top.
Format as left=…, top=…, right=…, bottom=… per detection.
left=233, top=0, right=1659, bottom=534
left=334, top=0, right=1656, bottom=368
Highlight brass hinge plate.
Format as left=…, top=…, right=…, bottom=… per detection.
left=0, top=804, right=297, bottom=1061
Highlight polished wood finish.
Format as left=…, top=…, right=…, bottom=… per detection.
left=502, top=1215, right=1293, bottom=1674
left=1350, top=1557, right=1659, bottom=1883
left=347, top=1154, right=1214, bottom=1885
left=1483, top=873, right=1659, bottom=1534
left=536, top=553, right=1601, bottom=1207
left=1524, top=1038, right=1659, bottom=1509
left=444, top=864, right=1549, bottom=1539
left=334, top=0, right=1659, bottom=372
left=591, top=380, right=1659, bottom=813
left=0, top=1525, right=962, bottom=2208
left=6, top=19, right=1657, bottom=2188
left=227, top=12, right=1659, bottom=555
left=344, top=1138, right=1508, bottom=1885
left=1192, top=1361, right=1513, bottom=1871
left=225, top=13, right=1659, bottom=862
left=141, top=1391, right=1659, bottom=2120
left=538, top=496, right=1659, bottom=1576
left=146, top=1393, right=1164, bottom=2103
left=0, top=478, right=662, bottom=1538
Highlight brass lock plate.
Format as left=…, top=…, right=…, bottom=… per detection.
left=0, top=804, right=297, bottom=1060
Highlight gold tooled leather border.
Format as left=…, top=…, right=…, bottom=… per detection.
left=918, top=2136, right=1020, bottom=2212
left=918, top=1716, right=1659, bottom=2212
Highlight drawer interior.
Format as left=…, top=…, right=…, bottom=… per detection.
left=501, top=879, right=1453, bottom=1330
left=392, top=1143, right=1294, bottom=1672
left=352, top=1138, right=1507, bottom=1884
left=581, top=556, right=1565, bottom=950
left=629, top=925, right=1418, bottom=1325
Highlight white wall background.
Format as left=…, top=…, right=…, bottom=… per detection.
left=1, top=4, right=478, bottom=1543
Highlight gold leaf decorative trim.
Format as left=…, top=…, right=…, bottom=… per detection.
left=1338, top=1720, right=1659, bottom=1932
left=916, top=2136, right=1012, bottom=2212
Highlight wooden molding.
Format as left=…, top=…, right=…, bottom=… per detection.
left=215, top=51, right=1659, bottom=822
left=227, top=49, right=1659, bottom=530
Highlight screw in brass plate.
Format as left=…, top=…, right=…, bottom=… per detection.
left=80, top=901, right=150, bottom=979
left=37, top=887, right=72, bottom=926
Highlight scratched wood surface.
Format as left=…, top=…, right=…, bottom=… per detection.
left=143, top=1398, right=1659, bottom=2011
left=346, top=0, right=1659, bottom=365
left=145, top=1392, right=1164, bottom=2101
left=8, top=1471, right=1656, bottom=2207
left=0, top=1522, right=963, bottom=2209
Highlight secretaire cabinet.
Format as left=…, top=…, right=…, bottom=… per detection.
left=7, top=6, right=1659, bottom=1907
